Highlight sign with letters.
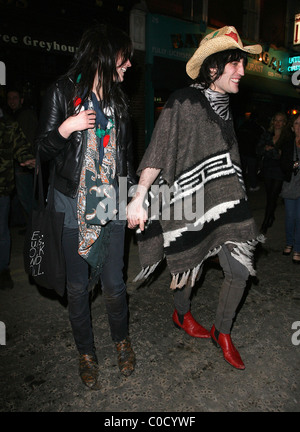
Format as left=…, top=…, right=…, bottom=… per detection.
left=0, top=32, right=76, bottom=55
left=294, top=13, right=300, bottom=45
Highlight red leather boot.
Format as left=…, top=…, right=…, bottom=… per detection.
left=172, top=310, right=210, bottom=338
left=210, top=325, right=245, bottom=369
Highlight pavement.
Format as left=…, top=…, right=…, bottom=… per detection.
left=0, top=182, right=299, bottom=415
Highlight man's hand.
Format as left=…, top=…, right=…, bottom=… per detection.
left=126, top=167, right=161, bottom=231
left=126, top=185, right=148, bottom=231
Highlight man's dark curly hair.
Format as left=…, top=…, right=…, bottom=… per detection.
left=195, top=49, right=248, bottom=88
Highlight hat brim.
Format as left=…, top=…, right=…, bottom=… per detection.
left=186, top=36, right=262, bottom=79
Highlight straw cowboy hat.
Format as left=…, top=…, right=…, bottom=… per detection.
left=186, top=25, right=262, bottom=79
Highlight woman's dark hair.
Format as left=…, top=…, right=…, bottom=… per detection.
left=195, top=49, right=248, bottom=88
left=66, top=23, right=133, bottom=118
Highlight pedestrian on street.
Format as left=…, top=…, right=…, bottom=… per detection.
left=280, top=113, right=300, bottom=264
left=0, top=113, right=35, bottom=290
left=236, top=112, right=264, bottom=192
left=257, top=112, right=291, bottom=234
left=127, top=26, right=263, bottom=370
left=35, top=24, right=137, bottom=389
left=7, top=87, right=38, bottom=226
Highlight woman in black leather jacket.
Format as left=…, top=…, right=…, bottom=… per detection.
left=36, top=24, right=136, bottom=389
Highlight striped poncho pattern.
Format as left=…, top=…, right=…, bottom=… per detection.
left=135, top=86, right=263, bottom=289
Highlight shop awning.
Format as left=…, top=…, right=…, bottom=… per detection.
left=241, top=73, right=300, bottom=101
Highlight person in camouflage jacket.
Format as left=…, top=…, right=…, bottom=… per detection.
left=0, top=115, right=35, bottom=289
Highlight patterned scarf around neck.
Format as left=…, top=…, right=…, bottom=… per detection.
left=77, top=97, right=117, bottom=269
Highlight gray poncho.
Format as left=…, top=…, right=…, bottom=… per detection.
left=135, top=86, right=262, bottom=289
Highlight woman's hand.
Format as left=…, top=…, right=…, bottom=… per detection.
left=126, top=168, right=161, bottom=231
left=126, top=189, right=148, bottom=231
left=58, top=110, right=96, bottom=139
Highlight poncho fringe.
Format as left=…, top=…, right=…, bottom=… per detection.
left=133, top=234, right=265, bottom=290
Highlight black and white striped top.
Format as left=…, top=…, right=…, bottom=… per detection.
left=191, top=84, right=230, bottom=120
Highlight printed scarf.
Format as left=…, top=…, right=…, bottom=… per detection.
left=77, top=98, right=117, bottom=269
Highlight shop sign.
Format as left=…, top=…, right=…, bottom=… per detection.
left=0, top=32, right=77, bottom=55
left=246, top=50, right=290, bottom=82
left=288, top=56, right=300, bottom=86
left=288, top=55, right=300, bottom=73
left=294, top=13, right=300, bottom=45
left=146, top=14, right=206, bottom=63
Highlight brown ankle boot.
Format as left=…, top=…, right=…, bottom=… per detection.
left=115, top=337, right=136, bottom=377
left=79, top=353, right=99, bottom=388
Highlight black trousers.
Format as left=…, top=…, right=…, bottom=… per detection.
left=261, top=177, right=283, bottom=230
left=174, top=245, right=250, bottom=334
left=62, top=222, right=128, bottom=355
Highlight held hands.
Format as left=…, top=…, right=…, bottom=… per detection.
left=58, top=110, right=96, bottom=139
left=126, top=168, right=161, bottom=231
left=126, top=185, right=148, bottom=231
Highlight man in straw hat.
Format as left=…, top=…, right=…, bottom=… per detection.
left=127, top=26, right=263, bottom=370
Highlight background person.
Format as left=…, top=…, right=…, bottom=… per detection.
left=236, top=112, right=264, bottom=192
left=7, top=87, right=38, bottom=227
left=280, top=113, right=300, bottom=264
left=257, top=112, right=292, bottom=234
left=0, top=111, right=35, bottom=290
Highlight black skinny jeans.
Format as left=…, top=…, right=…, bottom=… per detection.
left=262, top=177, right=283, bottom=228
left=62, top=222, right=128, bottom=355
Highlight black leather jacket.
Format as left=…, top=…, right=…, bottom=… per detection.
left=36, top=77, right=136, bottom=198
left=280, top=139, right=295, bottom=183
